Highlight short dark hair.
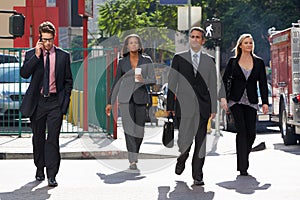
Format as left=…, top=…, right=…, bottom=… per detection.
left=39, top=21, right=56, bottom=36
left=189, top=27, right=206, bottom=39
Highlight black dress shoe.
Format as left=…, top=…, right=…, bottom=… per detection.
left=175, top=162, right=185, bottom=175
left=35, top=169, right=45, bottom=181
left=193, top=179, right=205, bottom=186
left=240, top=171, right=249, bottom=176
left=48, top=178, right=58, bottom=187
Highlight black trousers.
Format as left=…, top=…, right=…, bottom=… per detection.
left=119, top=99, right=147, bottom=163
left=30, top=95, right=63, bottom=178
left=176, top=115, right=208, bottom=181
left=230, top=104, right=257, bottom=172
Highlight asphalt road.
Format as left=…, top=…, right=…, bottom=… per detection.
left=1, top=128, right=300, bottom=200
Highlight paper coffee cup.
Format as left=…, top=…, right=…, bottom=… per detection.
left=135, top=68, right=142, bottom=82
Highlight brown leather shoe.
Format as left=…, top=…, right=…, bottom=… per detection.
left=129, top=163, right=137, bottom=170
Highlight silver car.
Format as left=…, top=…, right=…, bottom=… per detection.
left=0, top=63, right=30, bottom=120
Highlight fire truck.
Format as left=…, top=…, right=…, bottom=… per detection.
left=269, top=20, right=300, bottom=145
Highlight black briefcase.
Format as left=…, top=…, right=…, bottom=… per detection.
left=162, top=113, right=174, bottom=148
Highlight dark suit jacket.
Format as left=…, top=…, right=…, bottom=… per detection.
left=20, top=47, right=73, bottom=117
left=108, top=53, right=156, bottom=105
left=223, top=56, right=268, bottom=105
left=167, top=50, right=218, bottom=119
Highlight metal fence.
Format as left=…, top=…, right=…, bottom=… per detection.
left=0, top=47, right=117, bottom=136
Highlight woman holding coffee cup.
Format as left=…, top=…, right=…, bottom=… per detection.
left=106, top=34, right=156, bottom=170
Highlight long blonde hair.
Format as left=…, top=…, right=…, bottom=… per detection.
left=233, top=33, right=255, bottom=58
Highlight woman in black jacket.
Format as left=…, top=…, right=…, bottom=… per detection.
left=223, top=34, right=269, bottom=176
left=105, top=34, right=156, bottom=170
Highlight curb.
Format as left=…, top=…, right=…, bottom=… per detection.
left=0, top=151, right=177, bottom=160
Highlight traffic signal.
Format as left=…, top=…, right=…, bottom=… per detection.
left=9, top=14, right=25, bottom=37
left=204, top=19, right=222, bottom=40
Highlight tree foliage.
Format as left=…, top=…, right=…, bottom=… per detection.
left=97, top=0, right=178, bottom=62
left=97, top=0, right=300, bottom=64
left=98, top=0, right=177, bottom=36
left=201, top=0, right=300, bottom=64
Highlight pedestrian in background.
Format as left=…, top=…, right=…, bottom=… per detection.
left=222, top=33, right=269, bottom=176
left=167, top=27, right=224, bottom=186
left=106, top=34, right=156, bottom=170
left=20, top=21, right=73, bottom=187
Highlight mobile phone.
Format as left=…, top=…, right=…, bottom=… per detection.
left=39, top=36, right=42, bottom=42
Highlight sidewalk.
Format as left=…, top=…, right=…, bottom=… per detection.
left=0, top=119, right=240, bottom=160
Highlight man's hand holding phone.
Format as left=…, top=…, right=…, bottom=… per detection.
left=35, top=37, right=43, bottom=58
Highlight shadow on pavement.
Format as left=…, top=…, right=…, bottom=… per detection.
left=0, top=180, right=53, bottom=200
left=97, top=170, right=146, bottom=184
left=273, top=143, right=300, bottom=155
left=216, top=175, right=271, bottom=194
left=158, top=181, right=214, bottom=200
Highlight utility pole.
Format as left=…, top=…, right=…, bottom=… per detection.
left=188, top=0, right=191, bottom=30
left=204, top=18, right=223, bottom=136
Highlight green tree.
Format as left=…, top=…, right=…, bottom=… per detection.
left=97, top=0, right=178, bottom=63
left=97, top=0, right=300, bottom=65
left=199, top=0, right=300, bottom=66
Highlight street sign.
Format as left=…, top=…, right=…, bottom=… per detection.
left=178, top=7, right=201, bottom=31
left=160, top=0, right=188, bottom=5
left=203, top=19, right=222, bottom=40
left=78, top=0, right=93, bottom=17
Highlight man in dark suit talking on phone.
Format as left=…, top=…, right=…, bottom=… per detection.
left=20, top=21, right=73, bottom=187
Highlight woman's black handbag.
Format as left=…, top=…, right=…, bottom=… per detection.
left=162, top=113, right=174, bottom=148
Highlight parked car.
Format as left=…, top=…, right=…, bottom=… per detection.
left=0, top=62, right=20, bottom=68
left=221, top=82, right=274, bottom=132
left=0, top=53, right=19, bottom=64
left=0, top=63, right=30, bottom=120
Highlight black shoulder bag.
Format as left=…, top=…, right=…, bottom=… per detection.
left=162, top=113, right=174, bottom=148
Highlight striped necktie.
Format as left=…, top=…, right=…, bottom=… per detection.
left=192, top=54, right=198, bottom=76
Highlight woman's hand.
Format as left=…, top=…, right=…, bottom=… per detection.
left=210, top=113, right=216, bottom=119
left=220, top=98, right=228, bottom=111
left=166, top=110, right=175, bottom=117
left=105, top=104, right=112, bottom=116
left=262, top=104, right=269, bottom=114
left=134, top=74, right=144, bottom=83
